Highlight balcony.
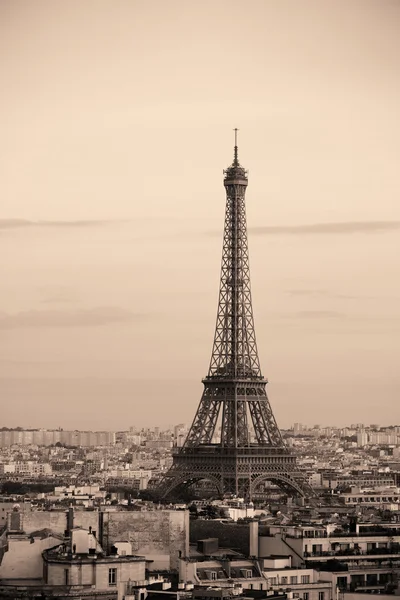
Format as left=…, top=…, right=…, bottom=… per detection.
left=349, top=562, right=400, bottom=570
left=329, top=528, right=400, bottom=538
left=305, top=548, right=400, bottom=560
left=285, top=532, right=327, bottom=539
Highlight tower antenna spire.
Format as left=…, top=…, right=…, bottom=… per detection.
left=233, top=128, right=239, bottom=165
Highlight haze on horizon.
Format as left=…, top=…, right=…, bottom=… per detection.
left=1, top=0, right=400, bottom=431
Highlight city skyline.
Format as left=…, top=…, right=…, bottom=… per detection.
left=1, top=0, right=400, bottom=429
left=2, top=421, right=400, bottom=435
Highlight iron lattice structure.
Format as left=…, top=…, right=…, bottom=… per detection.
left=157, top=136, right=313, bottom=500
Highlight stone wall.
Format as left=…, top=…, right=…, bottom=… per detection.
left=102, top=510, right=189, bottom=570
left=20, top=510, right=68, bottom=535
left=72, top=509, right=99, bottom=533
left=12, top=508, right=99, bottom=537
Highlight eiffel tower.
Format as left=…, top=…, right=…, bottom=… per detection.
left=158, top=132, right=313, bottom=501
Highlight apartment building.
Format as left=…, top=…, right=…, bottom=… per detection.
left=259, top=556, right=334, bottom=600
left=179, top=556, right=334, bottom=600
left=180, top=557, right=268, bottom=591
left=258, top=523, right=400, bottom=594
left=342, top=487, right=400, bottom=509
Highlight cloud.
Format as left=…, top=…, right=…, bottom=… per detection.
left=0, top=218, right=118, bottom=230
left=288, top=310, right=346, bottom=319
left=277, top=310, right=400, bottom=333
left=39, top=286, right=79, bottom=305
left=0, top=307, right=139, bottom=329
left=285, top=289, right=359, bottom=300
left=286, top=289, right=331, bottom=297
left=248, top=221, right=400, bottom=235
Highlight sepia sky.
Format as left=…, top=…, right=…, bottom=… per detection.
left=1, top=0, right=400, bottom=431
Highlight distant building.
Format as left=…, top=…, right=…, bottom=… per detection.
left=145, top=439, right=173, bottom=450
left=321, top=473, right=394, bottom=490
left=50, top=485, right=107, bottom=504
left=356, top=431, right=400, bottom=447
left=293, top=423, right=304, bottom=435
left=0, top=428, right=116, bottom=447
left=343, top=486, right=400, bottom=509
left=357, top=431, right=368, bottom=447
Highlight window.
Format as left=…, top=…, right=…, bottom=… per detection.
left=341, top=544, right=350, bottom=551
left=281, top=577, right=288, bottom=585
left=290, top=576, right=298, bottom=585
left=304, top=594, right=309, bottom=600
left=211, top=572, right=217, bottom=580
left=64, top=569, right=69, bottom=586
left=109, top=568, right=117, bottom=586
left=319, top=593, right=325, bottom=600
left=301, top=575, right=310, bottom=584
left=241, top=569, right=252, bottom=578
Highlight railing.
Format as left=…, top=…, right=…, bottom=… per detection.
left=174, top=446, right=293, bottom=457
left=203, top=375, right=265, bottom=383
left=329, top=529, right=400, bottom=538
left=305, top=548, right=400, bottom=558
left=349, top=563, right=400, bottom=570
left=365, top=548, right=400, bottom=555
left=285, top=533, right=328, bottom=539
left=285, top=529, right=400, bottom=540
